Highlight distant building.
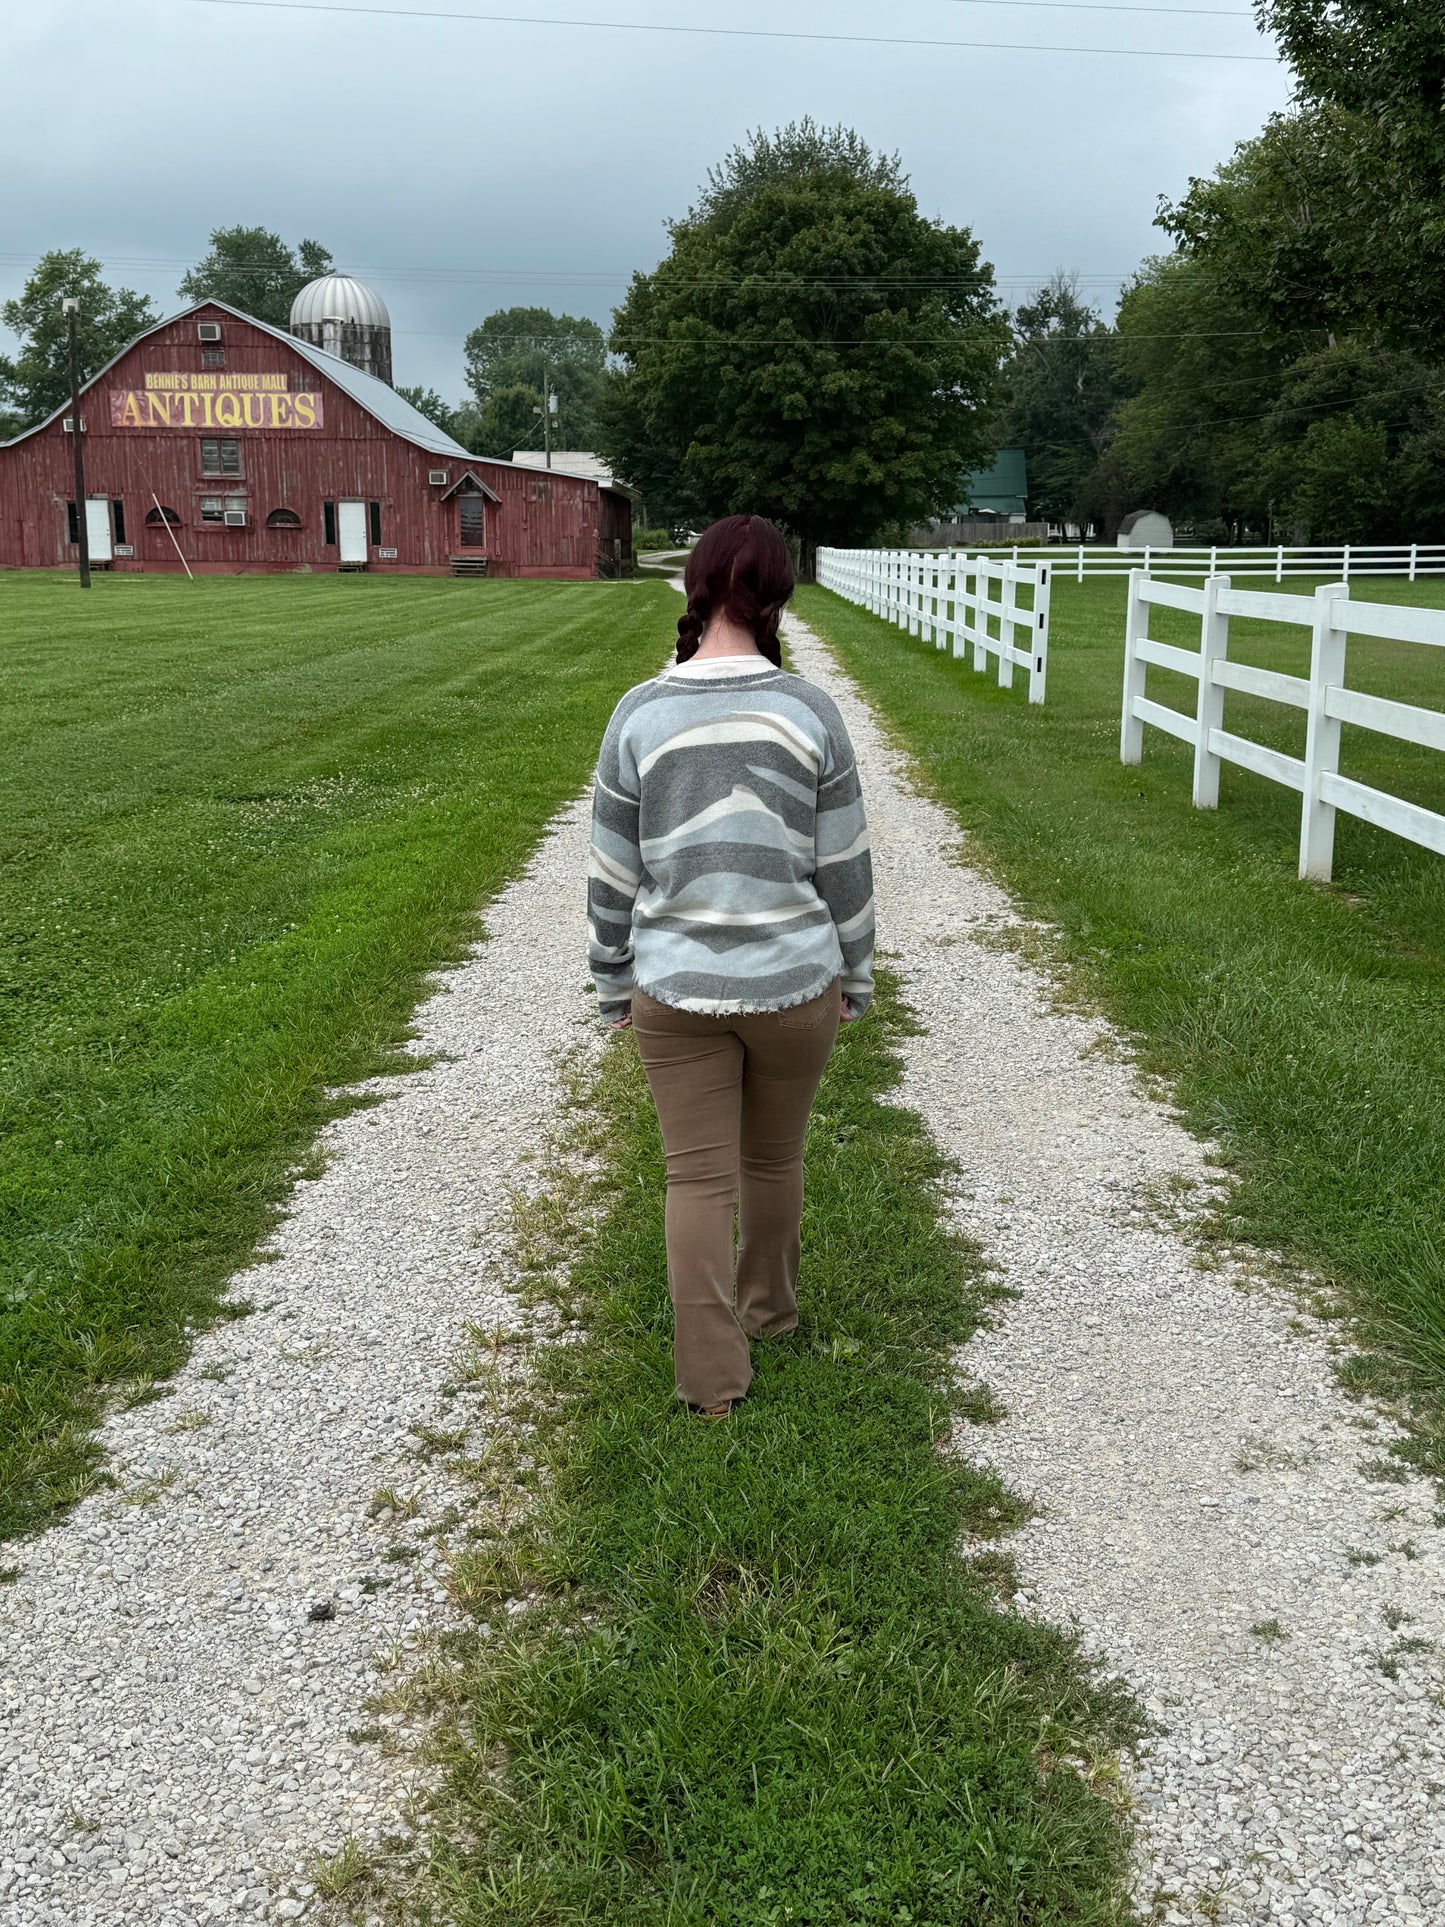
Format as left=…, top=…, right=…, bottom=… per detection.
left=1117, top=509, right=1174, bottom=551
left=958, top=449, right=1028, bottom=520
left=0, top=299, right=632, bottom=577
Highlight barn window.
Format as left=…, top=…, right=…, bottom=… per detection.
left=266, top=508, right=302, bottom=530
left=112, top=500, right=126, bottom=545
left=368, top=501, right=382, bottom=546
left=322, top=501, right=337, bottom=546
left=200, top=437, right=242, bottom=477
left=201, top=495, right=224, bottom=523
left=145, top=504, right=181, bottom=526
left=201, top=349, right=225, bottom=369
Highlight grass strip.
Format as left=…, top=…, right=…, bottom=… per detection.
left=0, top=572, right=675, bottom=1540
left=418, top=979, right=1135, bottom=1925
left=795, top=578, right=1445, bottom=1465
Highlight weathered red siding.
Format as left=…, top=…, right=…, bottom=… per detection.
left=0, top=303, right=622, bottom=578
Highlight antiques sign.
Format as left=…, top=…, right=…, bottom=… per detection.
left=109, top=372, right=325, bottom=430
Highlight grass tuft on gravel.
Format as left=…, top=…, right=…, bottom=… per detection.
left=0, top=571, right=675, bottom=1540
left=795, top=577, right=1445, bottom=1465
left=419, top=979, right=1136, bottom=1925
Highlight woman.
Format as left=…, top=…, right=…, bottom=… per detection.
left=587, top=514, right=875, bottom=1418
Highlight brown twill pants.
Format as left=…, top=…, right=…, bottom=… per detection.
left=631, top=981, right=841, bottom=1409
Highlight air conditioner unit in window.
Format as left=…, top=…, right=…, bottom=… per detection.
left=223, top=509, right=248, bottom=527
left=197, top=322, right=222, bottom=343
left=428, top=469, right=449, bottom=486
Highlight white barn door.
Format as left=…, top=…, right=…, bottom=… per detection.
left=337, top=500, right=367, bottom=565
left=85, top=500, right=113, bottom=563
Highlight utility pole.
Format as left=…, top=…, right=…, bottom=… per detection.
left=64, top=297, right=90, bottom=589
left=543, top=363, right=552, bottom=470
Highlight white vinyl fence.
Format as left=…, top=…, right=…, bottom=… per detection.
left=975, top=542, right=1445, bottom=583
left=1120, top=572, right=1445, bottom=881
left=817, top=547, right=1053, bottom=704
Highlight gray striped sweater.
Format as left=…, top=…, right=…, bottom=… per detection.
left=587, top=662, right=875, bottom=1020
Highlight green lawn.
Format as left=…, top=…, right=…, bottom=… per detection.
left=796, top=575, right=1445, bottom=1463
left=417, top=987, right=1134, bottom=1925
left=0, top=571, right=675, bottom=1540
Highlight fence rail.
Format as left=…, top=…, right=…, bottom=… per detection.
left=1120, top=571, right=1445, bottom=880
left=817, top=547, right=1052, bottom=704
left=960, top=542, right=1445, bottom=582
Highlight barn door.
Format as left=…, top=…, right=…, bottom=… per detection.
left=85, top=499, right=113, bottom=562
left=337, top=500, right=368, bottom=564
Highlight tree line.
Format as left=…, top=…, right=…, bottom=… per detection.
left=3, top=2, right=1434, bottom=552
left=1000, top=0, right=1445, bottom=545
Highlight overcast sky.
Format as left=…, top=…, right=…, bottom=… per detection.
left=5, top=0, right=1291, bottom=400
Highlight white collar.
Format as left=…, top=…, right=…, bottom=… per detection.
left=665, top=654, right=775, bottom=679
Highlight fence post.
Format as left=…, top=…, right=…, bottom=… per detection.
left=950, top=552, right=965, bottom=658
left=972, top=557, right=989, bottom=673
left=1192, top=573, right=1229, bottom=809
left=1276, top=545, right=1283, bottom=584
left=1077, top=543, right=1084, bottom=584
left=1029, top=563, right=1051, bottom=705
left=1410, top=542, right=1418, bottom=583
left=1298, top=581, right=1349, bottom=881
left=1342, top=545, right=1352, bottom=584
left=1121, top=570, right=1147, bottom=764
left=1210, top=545, right=1217, bottom=576
left=998, top=564, right=1017, bottom=689
left=1143, top=544, right=1152, bottom=578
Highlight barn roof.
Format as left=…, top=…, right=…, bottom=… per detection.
left=0, top=298, right=477, bottom=464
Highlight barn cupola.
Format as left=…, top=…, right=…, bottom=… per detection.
left=289, top=274, right=393, bottom=387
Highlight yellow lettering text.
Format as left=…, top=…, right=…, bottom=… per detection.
left=292, top=392, right=317, bottom=428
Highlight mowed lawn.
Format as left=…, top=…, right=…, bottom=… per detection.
left=0, top=571, right=674, bottom=1540
left=797, top=575, right=1445, bottom=1460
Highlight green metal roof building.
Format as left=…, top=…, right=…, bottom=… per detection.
left=957, top=449, right=1028, bottom=517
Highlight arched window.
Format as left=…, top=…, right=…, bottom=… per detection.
left=145, top=505, right=181, bottom=526
left=265, top=508, right=302, bottom=530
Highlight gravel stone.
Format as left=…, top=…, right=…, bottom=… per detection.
left=0, top=798, right=604, bottom=1923
left=785, top=611, right=1445, bottom=1926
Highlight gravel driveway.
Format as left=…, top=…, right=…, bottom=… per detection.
left=4, top=611, right=1442, bottom=1925
left=0, top=798, right=602, bottom=1924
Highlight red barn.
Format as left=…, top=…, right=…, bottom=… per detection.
left=0, top=299, right=633, bottom=578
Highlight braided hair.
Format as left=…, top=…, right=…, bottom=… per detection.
left=676, top=514, right=794, bottom=666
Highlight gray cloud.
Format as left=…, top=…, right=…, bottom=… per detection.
left=4, top=0, right=1289, bottom=400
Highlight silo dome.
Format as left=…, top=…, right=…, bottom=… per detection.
left=289, top=274, right=393, bottom=386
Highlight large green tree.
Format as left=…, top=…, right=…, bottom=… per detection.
left=462, top=306, right=606, bottom=454
left=1167, top=2, right=1445, bottom=353
left=0, top=250, right=159, bottom=436
left=999, top=274, right=1128, bottom=528
left=178, top=226, right=333, bottom=329
left=599, top=121, right=1006, bottom=557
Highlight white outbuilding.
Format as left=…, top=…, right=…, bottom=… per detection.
left=1117, top=509, right=1174, bottom=551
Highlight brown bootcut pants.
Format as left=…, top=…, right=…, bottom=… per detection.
left=630, top=981, right=841, bottom=1409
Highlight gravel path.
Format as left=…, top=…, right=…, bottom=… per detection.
left=6, top=614, right=1443, bottom=1926
left=784, top=612, right=1445, bottom=1927
left=0, top=798, right=601, bottom=1924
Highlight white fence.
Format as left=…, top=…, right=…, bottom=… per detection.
left=1121, top=572, right=1445, bottom=881
left=960, top=543, right=1445, bottom=582
left=817, top=547, right=1053, bottom=704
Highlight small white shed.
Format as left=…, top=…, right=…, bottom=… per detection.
left=1117, top=509, right=1174, bottom=551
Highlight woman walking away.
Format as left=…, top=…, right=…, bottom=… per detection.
left=587, top=514, right=875, bottom=1419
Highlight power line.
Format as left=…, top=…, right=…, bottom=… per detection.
left=176, top=0, right=1279, bottom=60
left=0, top=250, right=1142, bottom=287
